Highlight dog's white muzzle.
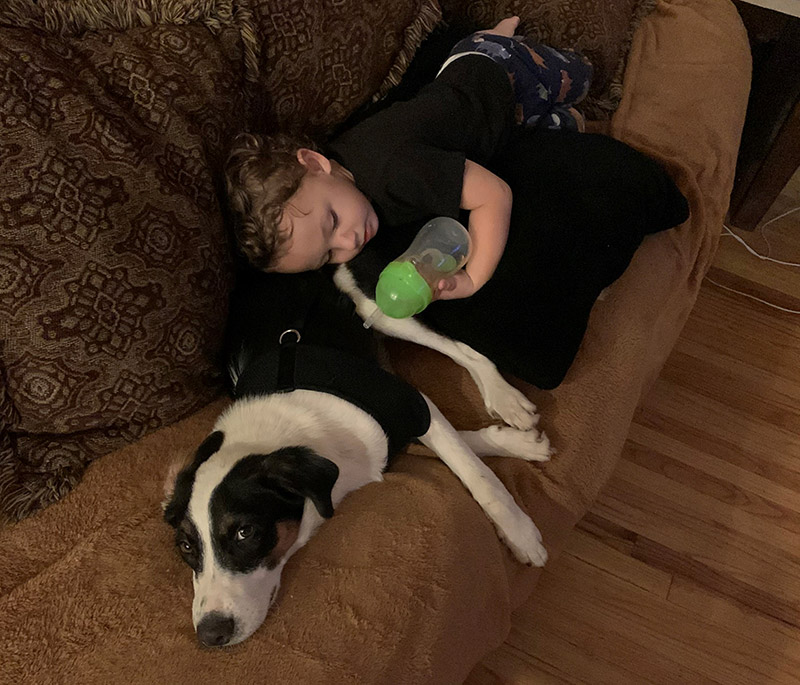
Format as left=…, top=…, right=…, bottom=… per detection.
left=192, top=564, right=282, bottom=647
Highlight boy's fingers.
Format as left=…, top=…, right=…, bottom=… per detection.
left=432, top=278, right=455, bottom=301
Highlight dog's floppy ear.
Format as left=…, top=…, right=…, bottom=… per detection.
left=163, top=430, right=225, bottom=527
left=261, top=447, right=339, bottom=519
left=163, top=454, right=191, bottom=507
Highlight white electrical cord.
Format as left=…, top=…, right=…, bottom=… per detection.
left=706, top=205, right=800, bottom=314
left=704, top=276, right=800, bottom=314
left=721, top=206, right=800, bottom=266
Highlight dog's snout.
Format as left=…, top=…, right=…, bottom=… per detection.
left=196, top=612, right=235, bottom=647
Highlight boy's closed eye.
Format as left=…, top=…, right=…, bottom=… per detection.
left=317, top=210, right=338, bottom=268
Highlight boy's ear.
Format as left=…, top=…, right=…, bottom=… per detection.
left=296, top=148, right=332, bottom=174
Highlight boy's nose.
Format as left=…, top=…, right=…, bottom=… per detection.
left=334, top=227, right=360, bottom=251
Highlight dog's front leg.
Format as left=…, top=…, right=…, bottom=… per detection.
left=418, top=395, right=548, bottom=567
left=334, top=267, right=539, bottom=431
left=378, top=314, right=539, bottom=431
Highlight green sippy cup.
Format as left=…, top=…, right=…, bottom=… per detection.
left=372, top=217, right=470, bottom=321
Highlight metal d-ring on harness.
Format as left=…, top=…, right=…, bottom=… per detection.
left=278, top=329, right=301, bottom=345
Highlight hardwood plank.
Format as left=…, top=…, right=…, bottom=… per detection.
left=466, top=645, right=575, bottom=685
left=562, top=527, right=672, bottom=598
left=671, top=335, right=800, bottom=413
left=677, top=286, right=800, bottom=380
left=627, top=422, right=800, bottom=516
left=635, top=381, right=800, bottom=489
left=712, top=236, right=800, bottom=298
left=657, top=347, right=800, bottom=433
left=510, top=553, right=777, bottom=685
left=634, top=534, right=800, bottom=631
left=575, top=511, right=637, bottom=556
left=593, top=463, right=800, bottom=626
left=668, top=575, right=800, bottom=663
left=705, top=266, right=800, bottom=318
left=506, top=622, right=657, bottom=685
left=621, top=444, right=800, bottom=541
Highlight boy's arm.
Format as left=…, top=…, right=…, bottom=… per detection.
left=435, top=159, right=512, bottom=300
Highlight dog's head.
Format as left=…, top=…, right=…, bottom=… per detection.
left=163, top=430, right=339, bottom=647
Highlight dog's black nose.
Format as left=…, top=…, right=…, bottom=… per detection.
left=196, top=612, right=235, bottom=647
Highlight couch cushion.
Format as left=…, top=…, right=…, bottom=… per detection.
left=438, top=0, right=658, bottom=117
left=248, top=0, right=442, bottom=135
left=0, top=24, right=247, bottom=520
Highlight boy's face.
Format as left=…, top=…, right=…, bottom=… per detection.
left=272, top=150, right=379, bottom=273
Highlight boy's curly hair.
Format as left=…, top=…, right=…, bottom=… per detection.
left=224, top=132, right=318, bottom=270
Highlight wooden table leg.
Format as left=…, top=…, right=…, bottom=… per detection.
left=728, top=14, right=800, bottom=231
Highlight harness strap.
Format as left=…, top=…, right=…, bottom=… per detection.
left=273, top=273, right=325, bottom=392
left=276, top=328, right=301, bottom=391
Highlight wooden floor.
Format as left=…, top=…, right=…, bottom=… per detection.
left=467, top=170, right=800, bottom=685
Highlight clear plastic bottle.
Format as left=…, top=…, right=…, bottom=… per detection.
left=368, top=217, right=471, bottom=324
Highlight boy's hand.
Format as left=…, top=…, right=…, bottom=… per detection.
left=433, top=270, right=476, bottom=301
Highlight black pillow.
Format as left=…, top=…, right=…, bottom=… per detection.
left=427, top=127, right=689, bottom=388
left=353, top=126, right=689, bottom=389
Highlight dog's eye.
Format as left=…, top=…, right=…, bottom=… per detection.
left=235, top=525, right=254, bottom=541
left=180, top=540, right=193, bottom=554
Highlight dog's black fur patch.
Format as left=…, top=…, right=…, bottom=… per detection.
left=208, top=447, right=339, bottom=572
left=226, top=268, right=377, bottom=383
left=226, top=268, right=432, bottom=454
left=164, top=430, right=225, bottom=528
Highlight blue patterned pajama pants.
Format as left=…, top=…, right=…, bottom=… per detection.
left=440, top=32, right=593, bottom=131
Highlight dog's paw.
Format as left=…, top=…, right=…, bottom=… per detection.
left=481, top=498, right=547, bottom=567
left=495, top=509, right=548, bottom=567
left=482, top=378, right=539, bottom=431
left=481, top=425, right=552, bottom=462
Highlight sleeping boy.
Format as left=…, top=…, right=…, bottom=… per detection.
left=225, top=17, right=592, bottom=300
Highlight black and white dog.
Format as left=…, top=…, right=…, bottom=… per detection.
left=163, top=263, right=551, bottom=648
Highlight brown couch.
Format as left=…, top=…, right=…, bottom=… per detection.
left=0, top=0, right=750, bottom=682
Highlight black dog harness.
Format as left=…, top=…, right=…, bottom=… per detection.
left=229, top=270, right=431, bottom=455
